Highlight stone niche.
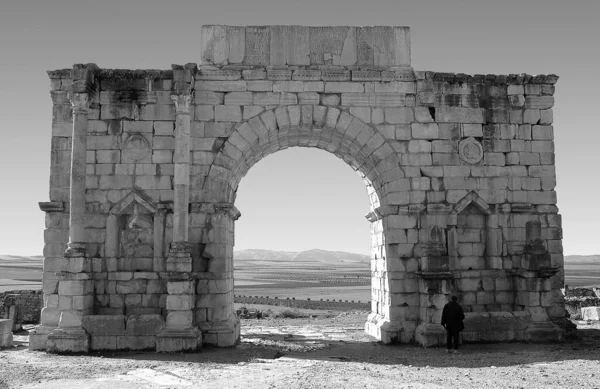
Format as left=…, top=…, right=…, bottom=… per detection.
left=106, top=191, right=162, bottom=271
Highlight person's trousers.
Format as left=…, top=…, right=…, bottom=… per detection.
left=446, top=329, right=460, bottom=350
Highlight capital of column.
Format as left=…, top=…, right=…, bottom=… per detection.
left=68, top=92, right=89, bottom=114
left=171, top=93, right=193, bottom=114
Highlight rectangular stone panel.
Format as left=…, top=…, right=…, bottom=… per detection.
left=200, top=25, right=411, bottom=67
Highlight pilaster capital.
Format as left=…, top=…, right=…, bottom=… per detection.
left=67, top=92, right=89, bottom=114
left=171, top=93, right=193, bottom=114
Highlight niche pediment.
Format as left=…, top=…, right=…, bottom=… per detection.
left=453, top=191, right=492, bottom=216
left=109, top=190, right=157, bottom=216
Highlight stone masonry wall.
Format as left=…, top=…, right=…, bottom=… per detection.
left=41, top=65, right=564, bottom=344
left=38, top=25, right=565, bottom=350
left=0, top=290, right=43, bottom=324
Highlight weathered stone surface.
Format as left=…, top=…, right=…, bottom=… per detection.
left=125, top=315, right=166, bottom=336
left=82, top=315, right=126, bottom=336
left=581, top=307, right=600, bottom=321
left=40, top=28, right=563, bottom=354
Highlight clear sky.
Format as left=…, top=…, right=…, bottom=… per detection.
left=0, top=0, right=598, bottom=256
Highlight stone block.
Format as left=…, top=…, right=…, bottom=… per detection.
left=58, top=280, right=93, bottom=296
left=116, top=335, right=156, bottom=351
left=90, top=336, right=117, bottom=350
left=463, top=312, right=491, bottom=332
left=166, top=311, right=194, bottom=328
left=125, top=315, right=166, bottom=336
left=166, top=295, right=195, bottom=311
left=82, top=315, right=126, bottom=336
left=0, top=320, right=13, bottom=349
left=581, top=307, right=600, bottom=321
left=167, top=281, right=196, bottom=294
left=411, top=123, right=439, bottom=139
left=116, top=280, right=147, bottom=294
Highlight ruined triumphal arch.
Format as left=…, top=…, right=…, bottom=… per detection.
left=33, top=25, right=566, bottom=352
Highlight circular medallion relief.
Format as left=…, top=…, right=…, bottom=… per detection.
left=123, top=134, right=150, bottom=161
left=459, top=137, right=483, bottom=164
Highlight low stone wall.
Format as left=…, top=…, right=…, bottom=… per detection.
left=0, top=290, right=43, bottom=324
left=234, top=295, right=370, bottom=311
left=561, top=287, right=600, bottom=319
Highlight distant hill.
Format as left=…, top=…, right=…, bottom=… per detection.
left=1, top=252, right=597, bottom=266
left=564, top=255, right=600, bottom=264
left=234, top=249, right=370, bottom=264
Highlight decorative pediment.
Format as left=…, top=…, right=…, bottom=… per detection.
left=453, top=191, right=492, bottom=215
left=109, top=190, right=157, bottom=216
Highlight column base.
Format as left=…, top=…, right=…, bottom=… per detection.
left=415, top=323, right=446, bottom=347
left=156, top=327, right=201, bottom=352
left=64, top=242, right=87, bottom=258
left=199, top=318, right=240, bottom=347
left=29, top=325, right=56, bottom=351
left=46, top=327, right=90, bottom=353
left=524, top=321, right=564, bottom=342
left=166, top=242, right=192, bottom=272
left=365, top=313, right=404, bottom=344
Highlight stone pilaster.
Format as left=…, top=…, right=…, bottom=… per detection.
left=196, top=203, right=240, bottom=347
left=65, top=92, right=89, bottom=257
left=166, top=73, right=194, bottom=272
left=45, top=90, right=93, bottom=353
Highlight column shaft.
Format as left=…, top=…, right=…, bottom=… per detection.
left=172, top=94, right=192, bottom=243
left=67, top=93, right=89, bottom=253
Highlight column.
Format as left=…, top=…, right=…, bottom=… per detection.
left=197, top=204, right=240, bottom=347
left=64, top=92, right=89, bottom=257
left=46, top=90, right=94, bottom=353
left=166, top=92, right=193, bottom=272
left=156, top=69, right=201, bottom=351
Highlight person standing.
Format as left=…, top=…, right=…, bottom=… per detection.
left=441, top=296, right=465, bottom=353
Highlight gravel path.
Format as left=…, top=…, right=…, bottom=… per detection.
left=1, top=314, right=599, bottom=389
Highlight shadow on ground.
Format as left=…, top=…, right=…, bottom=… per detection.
left=19, top=326, right=596, bottom=369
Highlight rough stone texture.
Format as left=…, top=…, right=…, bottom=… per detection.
left=581, top=307, right=600, bottom=321
left=0, top=319, right=13, bottom=349
left=36, top=25, right=565, bottom=352
left=0, top=290, right=43, bottom=328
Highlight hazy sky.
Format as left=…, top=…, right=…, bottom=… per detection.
left=0, top=0, right=598, bottom=256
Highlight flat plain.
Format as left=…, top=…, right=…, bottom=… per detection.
left=1, top=251, right=599, bottom=297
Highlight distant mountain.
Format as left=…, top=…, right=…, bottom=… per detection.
left=564, top=255, right=600, bottom=264
left=234, top=249, right=370, bottom=264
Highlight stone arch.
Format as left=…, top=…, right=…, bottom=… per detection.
left=201, top=105, right=399, bottom=208
left=195, top=105, right=405, bottom=345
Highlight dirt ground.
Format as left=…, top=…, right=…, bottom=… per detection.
left=1, top=310, right=600, bottom=389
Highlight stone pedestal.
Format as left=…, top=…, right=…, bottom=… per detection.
left=46, top=327, right=89, bottom=353
left=156, top=328, right=201, bottom=352
left=365, top=313, right=403, bottom=344
left=29, top=325, right=55, bottom=351
left=415, top=323, right=446, bottom=347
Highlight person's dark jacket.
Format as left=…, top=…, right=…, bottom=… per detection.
left=441, top=301, right=465, bottom=333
